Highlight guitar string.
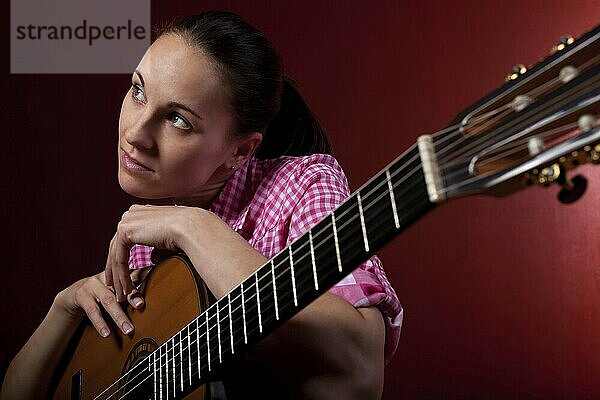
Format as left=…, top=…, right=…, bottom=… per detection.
left=111, top=170, right=427, bottom=399
left=438, top=79, right=600, bottom=172
left=437, top=88, right=562, bottom=163
left=435, top=51, right=600, bottom=162
left=438, top=88, right=600, bottom=189
left=460, top=121, right=579, bottom=172
left=101, top=54, right=600, bottom=399
left=436, top=74, right=599, bottom=165
left=462, top=56, right=599, bottom=129
left=440, top=124, right=600, bottom=196
left=100, top=155, right=431, bottom=399
left=429, top=89, right=542, bottom=151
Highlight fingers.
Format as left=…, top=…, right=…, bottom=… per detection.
left=116, top=237, right=134, bottom=301
left=127, top=288, right=145, bottom=309
left=105, top=231, right=135, bottom=302
left=75, top=276, right=135, bottom=337
left=104, top=234, right=116, bottom=288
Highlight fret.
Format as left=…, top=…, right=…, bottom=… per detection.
left=333, top=195, right=370, bottom=271
left=388, top=162, right=432, bottom=228
left=171, top=337, right=176, bottom=397
left=255, top=262, right=276, bottom=334
left=205, top=311, right=211, bottom=372
left=240, top=281, right=248, bottom=344
left=272, top=251, right=296, bottom=324
left=308, top=229, right=319, bottom=290
left=360, top=168, right=403, bottom=249
left=195, top=318, right=201, bottom=379
left=159, top=344, right=163, bottom=400
left=289, top=246, right=298, bottom=306
left=228, top=286, right=243, bottom=352
left=148, top=355, right=153, bottom=399
left=255, top=273, right=263, bottom=333
left=288, top=237, right=316, bottom=306
left=153, top=349, right=158, bottom=400
left=386, top=169, right=401, bottom=229
left=356, top=192, right=370, bottom=252
left=228, top=292, right=235, bottom=354
left=177, top=331, right=183, bottom=394
left=216, top=301, right=222, bottom=363
left=304, top=215, right=342, bottom=293
left=331, top=212, right=342, bottom=272
left=271, top=259, right=279, bottom=320
left=216, top=298, right=231, bottom=362
left=234, top=272, right=267, bottom=348
left=186, top=325, right=191, bottom=387
left=165, top=340, right=169, bottom=400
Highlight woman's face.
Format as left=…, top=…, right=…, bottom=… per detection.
left=118, top=34, right=240, bottom=203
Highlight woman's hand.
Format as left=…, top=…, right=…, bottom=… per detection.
left=104, top=204, right=196, bottom=302
left=55, top=269, right=147, bottom=337
left=1, top=268, right=148, bottom=400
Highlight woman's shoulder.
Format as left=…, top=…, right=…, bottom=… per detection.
left=251, top=153, right=347, bottom=186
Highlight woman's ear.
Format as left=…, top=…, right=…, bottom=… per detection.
left=228, top=132, right=263, bottom=169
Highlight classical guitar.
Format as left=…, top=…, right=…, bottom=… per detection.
left=52, top=24, right=600, bottom=399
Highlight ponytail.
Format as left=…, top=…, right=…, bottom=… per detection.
left=256, top=76, right=332, bottom=159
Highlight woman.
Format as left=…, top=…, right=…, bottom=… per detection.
left=1, top=11, right=401, bottom=400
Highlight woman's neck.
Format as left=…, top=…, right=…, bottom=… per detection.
left=172, top=174, right=231, bottom=209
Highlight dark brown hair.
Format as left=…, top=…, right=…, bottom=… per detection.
left=155, top=11, right=332, bottom=159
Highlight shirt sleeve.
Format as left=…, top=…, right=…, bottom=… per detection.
left=129, top=244, right=154, bottom=269
left=285, top=158, right=403, bottom=363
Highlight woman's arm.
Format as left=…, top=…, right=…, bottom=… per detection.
left=1, top=296, right=82, bottom=400
left=1, top=273, right=143, bottom=400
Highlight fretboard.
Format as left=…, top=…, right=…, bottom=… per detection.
left=114, top=145, right=435, bottom=399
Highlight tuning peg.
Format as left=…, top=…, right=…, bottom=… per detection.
left=550, top=34, right=574, bottom=54
left=559, top=65, right=578, bottom=83
left=557, top=174, right=587, bottom=204
left=506, top=64, right=527, bottom=81
left=587, top=144, right=600, bottom=164
left=536, top=163, right=560, bottom=186
left=529, top=162, right=588, bottom=203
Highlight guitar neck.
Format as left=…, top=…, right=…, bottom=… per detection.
left=126, top=145, right=434, bottom=398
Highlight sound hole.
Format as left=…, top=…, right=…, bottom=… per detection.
left=118, top=338, right=158, bottom=398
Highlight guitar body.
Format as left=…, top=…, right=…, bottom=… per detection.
left=52, top=256, right=210, bottom=400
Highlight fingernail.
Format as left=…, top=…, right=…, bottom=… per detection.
left=133, top=297, right=143, bottom=307
left=122, top=322, right=133, bottom=334
left=100, top=328, right=110, bottom=337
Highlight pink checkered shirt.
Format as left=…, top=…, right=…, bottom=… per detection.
left=129, top=154, right=403, bottom=362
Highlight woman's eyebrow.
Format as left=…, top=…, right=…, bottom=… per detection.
left=168, top=101, right=203, bottom=120
left=134, top=70, right=145, bottom=86
left=134, top=70, right=202, bottom=120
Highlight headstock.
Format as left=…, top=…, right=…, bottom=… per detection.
left=420, top=23, right=600, bottom=204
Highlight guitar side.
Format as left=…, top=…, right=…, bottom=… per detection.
left=52, top=256, right=209, bottom=400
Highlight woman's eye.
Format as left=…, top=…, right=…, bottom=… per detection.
left=130, top=84, right=145, bottom=102
left=168, top=113, right=191, bottom=130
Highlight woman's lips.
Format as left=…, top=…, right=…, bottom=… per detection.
left=121, top=149, right=154, bottom=173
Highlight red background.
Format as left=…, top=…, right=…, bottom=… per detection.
left=2, top=1, right=600, bottom=398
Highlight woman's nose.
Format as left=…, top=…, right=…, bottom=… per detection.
left=124, top=110, right=155, bottom=150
